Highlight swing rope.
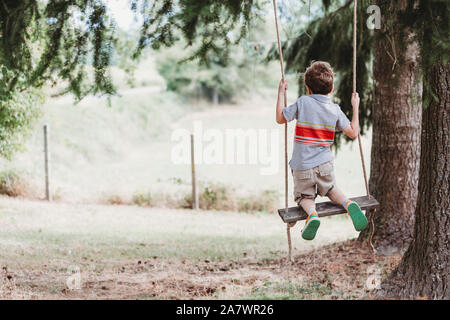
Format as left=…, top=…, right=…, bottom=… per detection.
left=272, top=0, right=373, bottom=262
left=353, top=0, right=370, bottom=198
left=272, top=0, right=292, bottom=262
left=353, top=0, right=376, bottom=253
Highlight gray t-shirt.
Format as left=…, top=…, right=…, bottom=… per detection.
left=282, top=94, right=350, bottom=171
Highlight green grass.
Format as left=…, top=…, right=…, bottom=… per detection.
left=0, top=197, right=359, bottom=269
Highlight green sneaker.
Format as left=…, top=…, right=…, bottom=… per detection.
left=346, top=201, right=368, bottom=231
left=301, top=213, right=320, bottom=240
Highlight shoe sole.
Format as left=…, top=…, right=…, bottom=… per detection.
left=301, top=219, right=320, bottom=240
left=347, top=202, right=368, bottom=231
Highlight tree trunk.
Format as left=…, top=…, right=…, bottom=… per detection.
left=358, top=0, right=422, bottom=253
left=381, top=61, right=449, bottom=299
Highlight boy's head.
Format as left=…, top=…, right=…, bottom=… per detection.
left=304, top=61, right=334, bottom=95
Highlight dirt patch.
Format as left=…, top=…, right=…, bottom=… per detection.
left=2, top=240, right=402, bottom=299
left=278, top=239, right=402, bottom=299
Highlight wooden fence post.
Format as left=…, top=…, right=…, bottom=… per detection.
left=190, top=134, right=199, bottom=210
left=43, top=124, right=51, bottom=201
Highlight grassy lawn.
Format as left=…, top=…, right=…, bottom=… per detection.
left=0, top=196, right=401, bottom=300
left=0, top=196, right=357, bottom=265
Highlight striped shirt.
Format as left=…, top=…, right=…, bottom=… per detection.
left=282, top=94, right=350, bottom=170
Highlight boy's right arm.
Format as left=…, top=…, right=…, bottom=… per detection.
left=343, top=92, right=360, bottom=139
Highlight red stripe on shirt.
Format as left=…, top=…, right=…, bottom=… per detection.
left=295, top=125, right=335, bottom=141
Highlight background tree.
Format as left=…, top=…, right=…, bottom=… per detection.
left=380, top=0, right=449, bottom=299
left=357, top=0, right=423, bottom=253
left=383, top=60, right=449, bottom=300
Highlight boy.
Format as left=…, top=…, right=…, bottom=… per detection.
left=276, top=61, right=368, bottom=240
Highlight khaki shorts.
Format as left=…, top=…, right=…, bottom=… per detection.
left=292, top=161, right=336, bottom=204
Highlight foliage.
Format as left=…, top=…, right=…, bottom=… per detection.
left=111, top=29, right=142, bottom=88
left=0, top=86, right=43, bottom=158
left=0, top=0, right=117, bottom=157
left=183, top=181, right=280, bottom=213
left=0, top=0, right=117, bottom=99
left=151, top=1, right=277, bottom=103
left=132, top=190, right=153, bottom=207
left=155, top=37, right=268, bottom=102
left=0, top=169, right=29, bottom=197
left=131, top=0, right=263, bottom=65
left=403, top=0, right=449, bottom=108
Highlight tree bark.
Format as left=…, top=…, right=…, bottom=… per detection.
left=381, top=61, right=449, bottom=299
left=358, top=0, right=422, bottom=253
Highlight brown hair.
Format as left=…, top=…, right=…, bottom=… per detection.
left=304, top=61, right=334, bottom=95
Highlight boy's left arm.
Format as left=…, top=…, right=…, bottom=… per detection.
left=276, top=79, right=288, bottom=124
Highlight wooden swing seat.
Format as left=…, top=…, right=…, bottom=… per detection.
left=278, top=195, right=379, bottom=224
